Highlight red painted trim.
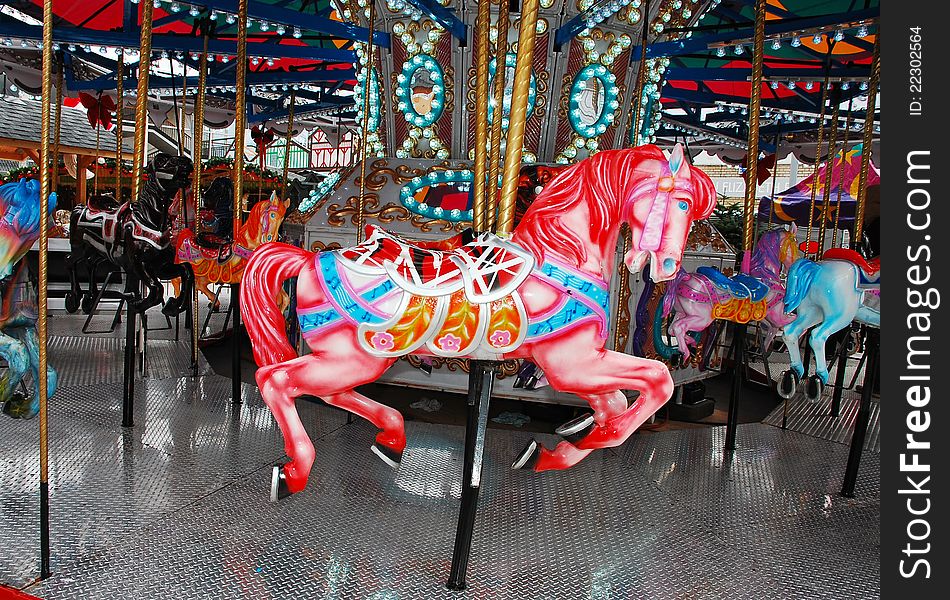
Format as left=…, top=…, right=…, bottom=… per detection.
left=0, top=585, right=42, bottom=600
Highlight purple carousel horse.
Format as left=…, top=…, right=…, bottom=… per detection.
left=659, top=225, right=800, bottom=361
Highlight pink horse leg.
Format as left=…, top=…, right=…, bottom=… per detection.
left=515, top=325, right=674, bottom=472
left=255, top=327, right=402, bottom=497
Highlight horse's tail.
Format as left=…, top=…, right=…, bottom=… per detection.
left=241, top=242, right=312, bottom=367
left=783, top=258, right=820, bottom=313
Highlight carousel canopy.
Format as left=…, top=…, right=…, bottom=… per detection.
left=756, top=143, right=879, bottom=228
left=652, top=0, right=879, bottom=159
left=0, top=1, right=368, bottom=130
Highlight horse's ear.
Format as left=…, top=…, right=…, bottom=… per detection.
left=282, top=198, right=290, bottom=209
left=669, top=143, right=685, bottom=176
left=789, top=222, right=798, bottom=234
left=269, top=190, right=278, bottom=202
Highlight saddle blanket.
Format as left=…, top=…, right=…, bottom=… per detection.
left=298, top=227, right=611, bottom=358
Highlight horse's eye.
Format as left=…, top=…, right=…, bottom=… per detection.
left=677, top=200, right=689, bottom=212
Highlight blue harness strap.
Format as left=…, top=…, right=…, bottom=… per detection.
left=528, top=260, right=611, bottom=340
left=299, top=253, right=397, bottom=336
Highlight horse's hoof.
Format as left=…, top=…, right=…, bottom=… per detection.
left=370, top=442, right=403, bottom=470
left=2, top=393, right=37, bottom=420
left=778, top=370, right=798, bottom=400
left=161, top=302, right=179, bottom=317
left=555, top=413, right=596, bottom=444
left=512, top=439, right=540, bottom=470
left=81, top=294, right=95, bottom=314
left=270, top=464, right=292, bottom=502
left=64, top=292, right=80, bottom=314
left=805, top=375, right=824, bottom=403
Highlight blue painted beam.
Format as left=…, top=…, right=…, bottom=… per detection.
left=0, top=21, right=357, bottom=62
left=665, top=66, right=871, bottom=81
left=659, top=118, right=776, bottom=153
left=248, top=100, right=353, bottom=124
left=554, top=3, right=613, bottom=50
left=195, top=0, right=389, bottom=47
left=631, top=7, right=879, bottom=60
left=403, top=0, right=467, bottom=44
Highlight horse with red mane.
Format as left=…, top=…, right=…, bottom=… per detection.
left=241, top=144, right=717, bottom=500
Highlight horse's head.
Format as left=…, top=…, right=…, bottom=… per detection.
left=147, top=153, right=193, bottom=196
left=778, top=223, right=800, bottom=270
left=250, top=191, right=289, bottom=245
left=624, top=144, right=717, bottom=282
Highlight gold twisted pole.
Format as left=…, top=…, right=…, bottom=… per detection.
left=486, top=0, right=511, bottom=232
left=831, top=96, right=854, bottom=249
left=742, top=0, right=766, bottom=257
left=38, top=0, right=54, bottom=579
left=233, top=0, right=249, bottom=235
left=52, top=60, right=63, bottom=193
left=131, top=1, right=155, bottom=202
left=496, top=0, right=540, bottom=235
left=191, top=34, right=209, bottom=372
left=815, top=90, right=840, bottom=254
left=282, top=89, right=296, bottom=199
left=804, top=66, right=831, bottom=256
left=631, top=0, right=650, bottom=146
left=231, top=0, right=250, bottom=404
left=115, top=51, right=124, bottom=202
left=612, top=0, right=650, bottom=353
left=472, top=0, right=492, bottom=231
left=853, top=34, right=879, bottom=247
left=356, top=2, right=376, bottom=243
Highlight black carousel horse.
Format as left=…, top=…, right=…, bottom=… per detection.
left=65, top=153, right=195, bottom=316
left=195, top=176, right=234, bottom=249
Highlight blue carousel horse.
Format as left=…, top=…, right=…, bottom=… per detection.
left=0, top=178, right=59, bottom=418
left=778, top=248, right=880, bottom=401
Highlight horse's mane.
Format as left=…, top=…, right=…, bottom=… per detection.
left=0, top=180, right=45, bottom=236
left=514, top=146, right=717, bottom=266
left=750, top=228, right=782, bottom=275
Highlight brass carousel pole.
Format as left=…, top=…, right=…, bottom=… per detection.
left=448, top=0, right=540, bottom=591
left=115, top=52, right=124, bottom=202
left=841, top=31, right=880, bottom=499
left=471, top=0, right=492, bottom=232
left=815, top=88, right=841, bottom=254
left=191, top=33, right=209, bottom=375
left=486, top=0, right=510, bottom=232
left=831, top=96, right=854, bottom=249
left=725, top=0, right=766, bottom=459
left=612, top=0, right=650, bottom=354
left=495, top=0, right=540, bottom=236
left=282, top=89, right=296, bottom=200
left=38, top=0, right=54, bottom=579
left=231, top=0, right=250, bottom=403
left=356, top=2, right=376, bottom=244
left=124, top=0, right=155, bottom=428
left=852, top=35, right=879, bottom=249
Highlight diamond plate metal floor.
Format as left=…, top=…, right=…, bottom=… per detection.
left=763, top=390, right=881, bottom=453
left=0, top=315, right=880, bottom=599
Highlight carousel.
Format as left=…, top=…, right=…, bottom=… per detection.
left=0, top=0, right=880, bottom=598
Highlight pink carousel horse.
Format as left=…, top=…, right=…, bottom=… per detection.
left=241, top=145, right=717, bottom=500
left=660, top=225, right=800, bottom=361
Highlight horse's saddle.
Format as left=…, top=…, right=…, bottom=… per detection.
left=86, top=193, right=122, bottom=213
left=696, top=266, right=770, bottom=302
left=336, top=225, right=534, bottom=303
left=78, top=200, right=130, bottom=245
left=822, top=248, right=881, bottom=287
